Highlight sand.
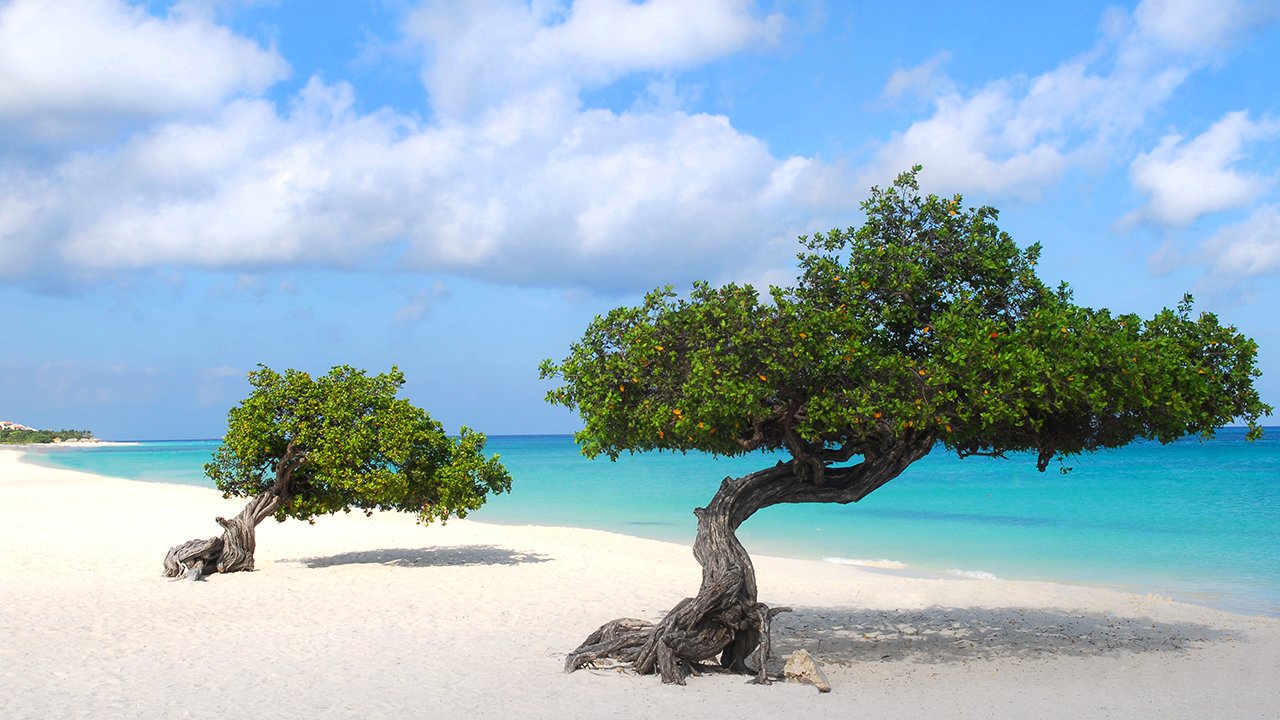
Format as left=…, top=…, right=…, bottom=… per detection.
left=2, top=447, right=1277, bottom=719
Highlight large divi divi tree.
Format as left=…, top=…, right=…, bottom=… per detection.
left=540, top=168, right=1270, bottom=685
left=164, top=365, right=511, bottom=579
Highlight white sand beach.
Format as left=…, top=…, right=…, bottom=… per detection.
left=2, top=447, right=1277, bottom=719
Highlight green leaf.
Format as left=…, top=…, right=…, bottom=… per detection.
left=207, top=364, right=511, bottom=524
left=542, top=167, right=1272, bottom=472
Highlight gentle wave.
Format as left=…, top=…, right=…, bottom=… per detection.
left=858, top=507, right=1054, bottom=527
left=25, top=432, right=1280, bottom=616
left=822, top=556, right=910, bottom=570
left=946, top=568, right=1000, bottom=580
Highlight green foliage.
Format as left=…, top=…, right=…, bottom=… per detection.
left=206, top=365, right=511, bottom=524
left=542, top=167, right=1271, bottom=471
left=0, top=428, right=94, bottom=444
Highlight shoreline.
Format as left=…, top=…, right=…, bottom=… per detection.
left=2, top=439, right=142, bottom=449
left=15, top=442, right=1280, bottom=619
left=2, top=447, right=1278, bottom=718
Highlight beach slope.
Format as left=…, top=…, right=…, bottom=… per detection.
left=2, top=448, right=1276, bottom=719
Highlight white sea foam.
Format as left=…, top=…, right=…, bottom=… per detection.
left=946, top=569, right=1000, bottom=580
left=822, top=556, right=910, bottom=570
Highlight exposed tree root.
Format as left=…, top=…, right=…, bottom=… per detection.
left=163, top=536, right=223, bottom=580
left=564, top=618, right=656, bottom=671
left=163, top=493, right=282, bottom=579
left=566, top=467, right=799, bottom=683
left=566, top=439, right=934, bottom=685
left=566, top=597, right=791, bottom=684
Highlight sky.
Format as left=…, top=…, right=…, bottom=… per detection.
left=2, top=0, right=1279, bottom=440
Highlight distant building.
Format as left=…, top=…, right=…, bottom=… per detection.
left=0, top=421, right=36, bottom=431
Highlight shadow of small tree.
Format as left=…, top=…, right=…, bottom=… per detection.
left=288, top=544, right=552, bottom=569
left=771, top=606, right=1231, bottom=666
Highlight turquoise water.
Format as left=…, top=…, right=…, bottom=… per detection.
left=22, top=430, right=1280, bottom=616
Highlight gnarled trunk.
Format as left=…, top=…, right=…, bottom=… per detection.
left=565, top=463, right=792, bottom=684
left=165, top=442, right=305, bottom=580
left=164, top=492, right=283, bottom=579
left=565, top=432, right=936, bottom=684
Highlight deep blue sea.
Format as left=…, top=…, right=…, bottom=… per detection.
left=22, top=430, right=1280, bottom=616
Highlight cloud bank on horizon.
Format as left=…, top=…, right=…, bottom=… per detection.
left=1, top=0, right=1277, bottom=294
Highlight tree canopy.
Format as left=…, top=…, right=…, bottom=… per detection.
left=544, top=166, right=1270, bottom=684
left=542, top=167, right=1270, bottom=476
left=207, top=364, right=511, bottom=524
left=166, top=364, right=510, bottom=578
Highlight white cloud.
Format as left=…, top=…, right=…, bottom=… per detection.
left=882, top=51, right=953, bottom=101
left=1124, top=111, right=1280, bottom=227
left=0, top=189, right=45, bottom=279
left=395, top=282, right=449, bottom=324
left=1202, top=204, right=1280, bottom=278
left=1132, top=0, right=1280, bottom=54
left=862, top=0, right=1275, bottom=201
left=0, top=0, right=287, bottom=145
left=0, top=3, right=839, bottom=292
left=12, top=0, right=1272, bottom=294
left=406, top=0, right=783, bottom=120
left=200, top=366, right=243, bottom=379
left=81, top=86, right=826, bottom=288
left=865, top=81, right=1070, bottom=200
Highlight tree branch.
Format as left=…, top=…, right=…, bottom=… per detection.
left=776, top=430, right=937, bottom=507
left=269, top=439, right=309, bottom=504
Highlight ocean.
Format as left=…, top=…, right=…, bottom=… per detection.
left=22, top=430, right=1280, bottom=616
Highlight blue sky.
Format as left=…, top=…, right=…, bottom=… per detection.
left=2, top=0, right=1279, bottom=440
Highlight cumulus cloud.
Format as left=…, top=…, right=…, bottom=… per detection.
left=866, top=80, right=1071, bottom=200
left=395, top=282, right=449, bottom=324
left=882, top=51, right=954, bottom=101
left=406, top=0, right=783, bottom=120
left=1131, top=0, right=1280, bottom=54
left=1123, top=111, right=1280, bottom=227
left=0, top=0, right=287, bottom=146
left=0, top=0, right=836, bottom=293
left=200, top=365, right=243, bottom=379
left=11, top=0, right=1272, bottom=294
left=862, top=0, right=1276, bottom=201
left=1202, top=204, right=1280, bottom=278
left=1, top=79, right=833, bottom=289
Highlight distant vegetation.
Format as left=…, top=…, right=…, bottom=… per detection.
left=0, top=428, right=95, bottom=444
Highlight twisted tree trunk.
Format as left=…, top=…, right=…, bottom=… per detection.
left=164, top=442, right=304, bottom=580
left=163, top=492, right=283, bottom=579
left=565, top=432, right=935, bottom=684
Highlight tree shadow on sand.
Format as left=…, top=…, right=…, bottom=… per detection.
left=287, top=544, right=552, bottom=569
left=771, top=606, right=1232, bottom=666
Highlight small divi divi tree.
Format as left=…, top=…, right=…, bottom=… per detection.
left=540, top=167, right=1271, bottom=684
left=164, top=365, right=511, bottom=579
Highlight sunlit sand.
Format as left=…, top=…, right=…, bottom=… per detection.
left=2, top=448, right=1276, bottom=719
